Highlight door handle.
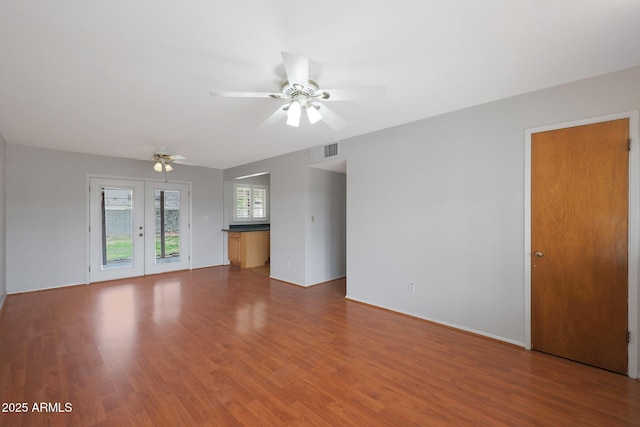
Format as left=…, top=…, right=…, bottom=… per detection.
left=534, top=251, right=544, bottom=258
left=139, top=233, right=144, bottom=237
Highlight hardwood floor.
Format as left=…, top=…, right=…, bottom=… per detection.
left=0, top=267, right=638, bottom=426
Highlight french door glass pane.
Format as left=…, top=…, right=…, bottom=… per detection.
left=101, top=187, right=134, bottom=269
left=155, top=190, right=181, bottom=264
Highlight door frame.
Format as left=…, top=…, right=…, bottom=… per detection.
left=524, top=111, right=639, bottom=379
left=84, top=174, right=193, bottom=284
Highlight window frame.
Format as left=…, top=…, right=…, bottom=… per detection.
left=233, top=182, right=269, bottom=223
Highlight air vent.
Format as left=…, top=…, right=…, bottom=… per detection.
left=324, top=143, right=339, bottom=158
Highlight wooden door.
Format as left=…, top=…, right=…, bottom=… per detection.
left=531, top=118, right=629, bottom=374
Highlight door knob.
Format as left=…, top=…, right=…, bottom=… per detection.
left=138, top=233, right=144, bottom=237
left=534, top=251, right=544, bottom=258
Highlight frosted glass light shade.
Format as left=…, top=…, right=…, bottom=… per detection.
left=286, top=101, right=301, bottom=127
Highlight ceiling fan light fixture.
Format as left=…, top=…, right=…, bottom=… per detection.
left=286, top=100, right=302, bottom=127
left=306, top=104, right=322, bottom=124
left=152, top=151, right=185, bottom=177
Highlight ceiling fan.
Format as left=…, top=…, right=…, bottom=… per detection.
left=209, top=52, right=386, bottom=130
left=152, top=147, right=188, bottom=173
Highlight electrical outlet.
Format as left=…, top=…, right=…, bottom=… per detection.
left=408, top=283, right=415, bottom=294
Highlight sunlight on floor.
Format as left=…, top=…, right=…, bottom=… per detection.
left=153, top=280, right=182, bottom=324
left=235, top=301, right=267, bottom=334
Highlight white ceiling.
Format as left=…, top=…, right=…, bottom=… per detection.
left=1, top=1, right=640, bottom=170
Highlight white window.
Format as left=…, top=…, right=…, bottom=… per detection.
left=234, top=183, right=268, bottom=222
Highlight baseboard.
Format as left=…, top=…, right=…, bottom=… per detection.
left=306, top=275, right=346, bottom=287
left=9, top=282, right=85, bottom=295
left=344, top=295, right=524, bottom=348
left=268, top=276, right=305, bottom=287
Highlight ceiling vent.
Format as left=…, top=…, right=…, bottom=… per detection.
left=323, top=142, right=339, bottom=158
left=310, top=142, right=341, bottom=162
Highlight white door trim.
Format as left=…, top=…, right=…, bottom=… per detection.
left=524, top=111, right=639, bottom=379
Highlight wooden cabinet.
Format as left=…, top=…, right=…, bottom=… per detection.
left=228, top=231, right=269, bottom=269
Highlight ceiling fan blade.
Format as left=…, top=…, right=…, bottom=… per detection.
left=319, top=86, right=386, bottom=101
left=316, top=104, right=347, bottom=130
left=282, top=52, right=309, bottom=87
left=173, top=159, right=196, bottom=166
left=209, top=90, right=283, bottom=99
left=258, top=105, right=288, bottom=129
left=168, top=154, right=186, bottom=160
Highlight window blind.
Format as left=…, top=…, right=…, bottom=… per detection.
left=252, top=186, right=267, bottom=218
left=235, top=185, right=251, bottom=219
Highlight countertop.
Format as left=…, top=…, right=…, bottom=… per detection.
left=222, top=224, right=270, bottom=232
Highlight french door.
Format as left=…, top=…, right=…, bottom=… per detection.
left=89, top=178, right=190, bottom=283
left=144, top=181, right=190, bottom=275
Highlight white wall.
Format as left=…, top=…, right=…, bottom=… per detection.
left=6, top=145, right=224, bottom=293
left=343, top=66, right=640, bottom=376
left=306, top=167, right=346, bottom=285
left=344, top=110, right=524, bottom=343
left=0, top=133, right=6, bottom=308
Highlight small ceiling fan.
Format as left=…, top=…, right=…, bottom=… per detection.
left=152, top=147, right=188, bottom=173
left=209, top=52, right=386, bottom=130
